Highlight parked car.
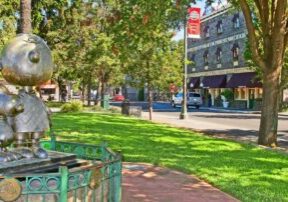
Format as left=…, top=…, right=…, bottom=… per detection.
left=71, top=92, right=81, bottom=99
left=113, top=94, right=125, bottom=101
left=171, top=92, right=202, bottom=109
left=171, top=93, right=183, bottom=107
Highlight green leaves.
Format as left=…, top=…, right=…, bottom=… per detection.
left=111, top=0, right=187, bottom=91
left=0, top=0, right=192, bottom=94
left=0, top=0, right=18, bottom=51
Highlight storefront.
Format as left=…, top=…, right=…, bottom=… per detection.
left=226, top=72, right=262, bottom=109
left=188, top=72, right=262, bottom=109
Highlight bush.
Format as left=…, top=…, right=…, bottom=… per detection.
left=280, top=102, right=288, bottom=112
left=220, top=89, right=234, bottom=102
left=89, top=105, right=105, bottom=112
left=45, top=101, right=65, bottom=108
left=60, top=101, right=83, bottom=112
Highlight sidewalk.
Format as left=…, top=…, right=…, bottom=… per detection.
left=122, top=162, right=239, bottom=202
left=202, top=106, right=261, bottom=114
left=204, top=106, right=288, bottom=116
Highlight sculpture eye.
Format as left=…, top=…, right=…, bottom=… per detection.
left=28, top=50, right=40, bottom=63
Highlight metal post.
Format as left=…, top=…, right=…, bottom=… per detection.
left=180, top=18, right=188, bottom=119
left=60, top=166, right=68, bottom=202
left=50, top=131, right=56, bottom=151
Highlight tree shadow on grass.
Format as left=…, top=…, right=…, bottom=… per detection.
left=200, top=128, right=288, bottom=149
left=196, top=114, right=288, bottom=121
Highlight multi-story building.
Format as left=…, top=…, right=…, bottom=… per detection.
left=187, top=6, right=262, bottom=109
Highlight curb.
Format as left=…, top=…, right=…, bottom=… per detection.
left=205, top=107, right=260, bottom=114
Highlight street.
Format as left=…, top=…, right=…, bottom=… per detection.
left=142, top=102, right=288, bottom=149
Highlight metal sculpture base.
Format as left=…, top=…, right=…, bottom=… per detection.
left=0, top=151, right=88, bottom=175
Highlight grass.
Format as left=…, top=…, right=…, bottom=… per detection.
left=51, top=112, right=288, bottom=202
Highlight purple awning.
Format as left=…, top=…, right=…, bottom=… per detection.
left=202, top=75, right=226, bottom=88
left=226, top=72, right=262, bottom=88
left=188, top=77, right=200, bottom=88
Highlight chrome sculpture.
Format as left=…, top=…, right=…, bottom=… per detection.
left=0, top=85, right=23, bottom=162
left=0, top=33, right=54, bottom=161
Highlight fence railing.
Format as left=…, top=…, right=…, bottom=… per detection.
left=0, top=139, right=122, bottom=202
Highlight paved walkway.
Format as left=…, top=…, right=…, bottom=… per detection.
left=122, top=162, right=239, bottom=202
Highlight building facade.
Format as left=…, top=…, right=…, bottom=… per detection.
left=187, top=7, right=262, bottom=109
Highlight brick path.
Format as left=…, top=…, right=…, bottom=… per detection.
left=122, top=163, right=239, bottom=202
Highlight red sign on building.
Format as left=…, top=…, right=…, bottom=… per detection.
left=187, top=7, right=201, bottom=38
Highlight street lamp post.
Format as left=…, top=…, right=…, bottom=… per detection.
left=179, top=18, right=188, bottom=120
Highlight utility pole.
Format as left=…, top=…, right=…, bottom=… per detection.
left=179, top=18, right=188, bottom=120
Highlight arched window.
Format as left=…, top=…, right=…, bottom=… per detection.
left=188, top=53, right=196, bottom=66
left=190, top=54, right=195, bottom=62
left=203, top=50, right=209, bottom=65
left=216, top=47, right=222, bottom=63
left=189, top=53, right=194, bottom=61
left=231, top=43, right=239, bottom=60
left=216, top=20, right=223, bottom=34
left=232, top=14, right=240, bottom=28
left=203, top=26, right=210, bottom=38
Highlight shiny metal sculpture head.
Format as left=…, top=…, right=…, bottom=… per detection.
left=0, top=34, right=53, bottom=86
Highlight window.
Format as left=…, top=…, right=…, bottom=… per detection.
left=41, top=88, right=56, bottom=95
left=216, top=47, right=222, bottom=63
left=231, top=43, right=239, bottom=60
left=203, top=50, right=209, bottom=65
left=188, top=54, right=196, bottom=71
left=203, top=26, right=210, bottom=38
left=232, top=14, right=240, bottom=28
left=234, top=88, right=246, bottom=100
left=190, top=54, right=195, bottom=61
left=189, top=93, right=201, bottom=97
left=216, top=20, right=223, bottom=34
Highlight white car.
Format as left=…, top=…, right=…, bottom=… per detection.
left=171, top=92, right=203, bottom=109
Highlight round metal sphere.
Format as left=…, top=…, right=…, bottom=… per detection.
left=1, top=34, right=53, bottom=86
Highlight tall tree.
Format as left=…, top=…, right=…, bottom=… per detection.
left=87, top=32, right=122, bottom=105
left=111, top=0, right=188, bottom=119
left=234, top=0, right=288, bottom=146
left=121, top=33, right=182, bottom=120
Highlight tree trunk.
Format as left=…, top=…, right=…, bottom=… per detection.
left=238, top=0, right=287, bottom=147
left=57, top=77, right=63, bottom=101
left=123, top=83, right=128, bottom=100
left=20, top=0, right=32, bottom=33
left=81, top=83, right=85, bottom=104
left=95, top=84, right=101, bottom=106
left=101, top=82, right=105, bottom=101
left=147, top=83, right=153, bottom=120
left=279, top=88, right=284, bottom=112
left=258, top=68, right=281, bottom=147
left=87, top=75, right=92, bottom=106
left=100, top=81, right=106, bottom=108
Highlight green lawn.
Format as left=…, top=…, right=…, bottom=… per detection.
left=52, top=112, right=288, bottom=202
